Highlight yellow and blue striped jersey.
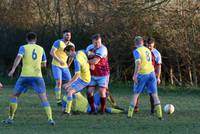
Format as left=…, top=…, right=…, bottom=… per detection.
left=74, top=50, right=91, bottom=83
left=133, top=46, right=154, bottom=74
left=51, top=40, right=75, bottom=68
left=18, top=44, right=46, bottom=77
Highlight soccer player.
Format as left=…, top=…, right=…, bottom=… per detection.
left=62, top=45, right=91, bottom=115
left=134, top=37, right=162, bottom=114
left=127, top=36, right=163, bottom=120
left=50, top=29, right=75, bottom=105
left=86, top=34, right=110, bottom=114
left=2, top=32, right=55, bottom=125
left=62, top=91, right=124, bottom=114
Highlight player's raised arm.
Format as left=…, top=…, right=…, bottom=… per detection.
left=8, top=47, right=23, bottom=77
left=50, top=42, right=64, bottom=66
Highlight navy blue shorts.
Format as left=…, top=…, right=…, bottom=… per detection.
left=133, top=72, right=157, bottom=94
left=15, top=77, right=46, bottom=94
left=52, top=65, right=71, bottom=81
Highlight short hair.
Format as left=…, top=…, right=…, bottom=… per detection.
left=147, top=37, right=155, bottom=44
left=91, top=34, right=101, bottom=40
left=64, top=45, right=75, bottom=52
left=134, top=36, right=143, bottom=44
left=26, top=32, right=37, bottom=41
left=62, top=29, right=71, bottom=34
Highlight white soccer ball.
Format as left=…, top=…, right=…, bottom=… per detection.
left=164, top=104, right=175, bottom=114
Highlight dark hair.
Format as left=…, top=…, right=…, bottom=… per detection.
left=91, top=34, right=101, bottom=40
left=62, top=29, right=71, bottom=34
left=147, top=37, right=155, bottom=44
left=64, top=45, right=75, bottom=52
left=26, top=32, right=37, bottom=41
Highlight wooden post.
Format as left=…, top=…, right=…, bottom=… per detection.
left=170, top=65, right=174, bottom=85
left=192, top=61, right=198, bottom=87
left=188, top=65, right=193, bottom=86
left=177, top=58, right=182, bottom=86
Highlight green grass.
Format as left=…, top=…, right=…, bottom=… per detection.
left=0, top=84, right=200, bottom=134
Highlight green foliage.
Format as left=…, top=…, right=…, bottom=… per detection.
left=0, top=0, right=199, bottom=84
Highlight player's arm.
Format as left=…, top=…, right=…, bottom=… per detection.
left=87, top=51, right=96, bottom=59
left=88, top=56, right=100, bottom=70
left=8, top=46, right=24, bottom=77
left=50, top=41, right=64, bottom=65
left=155, top=64, right=161, bottom=83
left=67, top=56, right=74, bottom=67
left=86, top=45, right=95, bottom=59
left=89, top=46, right=107, bottom=65
left=132, top=50, right=141, bottom=83
left=155, top=51, right=162, bottom=84
left=88, top=56, right=100, bottom=65
left=63, top=58, right=80, bottom=89
left=8, top=55, right=22, bottom=77
left=133, top=60, right=141, bottom=83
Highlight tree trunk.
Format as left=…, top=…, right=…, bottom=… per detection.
left=192, top=61, right=197, bottom=87
left=116, top=64, right=121, bottom=80
left=188, top=65, right=193, bottom=86
left=57, top=0, right=62, bottom=37
left=169, top=65, right=174, bottom=85
left=176, top=58, right=182, bottom=86
left=162, top=71, right=166, bottom=86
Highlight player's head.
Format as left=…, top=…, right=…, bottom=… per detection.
left=26, top=32, right=37, bottom=43
left=91, top=34, right=102, bottom=48
left=147, top=37, right=155, bottom=50
left=134, top=36, right=144, bottom=47
left=64, top=45, right=76, bottom=57
left=62, top=29, right=71, bottom=41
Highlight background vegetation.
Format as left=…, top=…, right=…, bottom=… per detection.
left=0, top=0, right=199, bottom=86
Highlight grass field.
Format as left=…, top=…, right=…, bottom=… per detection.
left=0, top=83, right=200, bottom=134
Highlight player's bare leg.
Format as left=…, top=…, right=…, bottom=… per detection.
left=134, top=97, right=139, bottom=113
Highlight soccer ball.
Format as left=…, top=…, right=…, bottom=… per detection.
left=163, top=104, right=175, bottom=114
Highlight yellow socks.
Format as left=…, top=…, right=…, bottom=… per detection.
left=55, top=88, right=61, bottom=103
left=42, top=101, right=53, bottom=120
left=9, top=98, right=18, bottom=120
left=155, top=104, right=163, bottom=119
left=65, top=96, right=72, bottom=113
left=127, top=105, right=134, bottom=118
